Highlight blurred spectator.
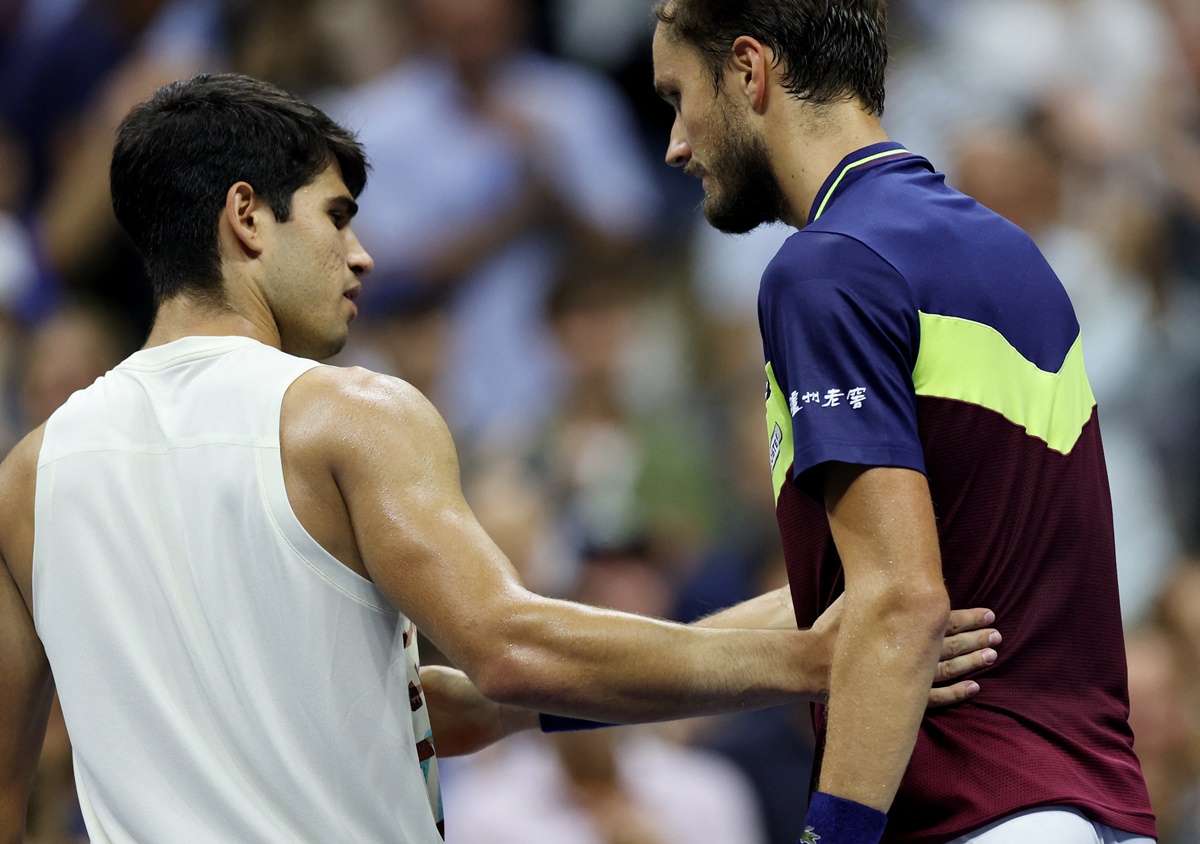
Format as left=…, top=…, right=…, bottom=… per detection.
left=3, top=0, right=224, bottom=332
left=0, top=129, right=37, bottom=452
left=1150, top=0, right=1200, bottom=553
left=464, top=452, right=578, bottom=599
left=545, top=0, right=651, bottom=75
left=886, top=0, right=1172, bottom=175
left=1156, top=559, right=1200, bottom=692
left=322, top=0, right=662, bottom=453
left=1125, top=622, right=1200, bottom=843
left=1156, top=0, right=1200, bottom=289
left=444, top=718, right=768, bottom=844
left=688, top=218, right=795, bottom=394
left=226, top=0, right=410, bottom=97
left=16, top=299, right=139, bottom=430
left=537, top=258, right=717, bottom=569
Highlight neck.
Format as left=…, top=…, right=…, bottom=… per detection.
left=144, top=291, right=281, bottom=351
left=765, top=101, right=890, bottom=228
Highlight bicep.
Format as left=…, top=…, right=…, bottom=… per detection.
left=822, top=464, right=944, bottom=598
left=327, top=376, right=530, bottom=667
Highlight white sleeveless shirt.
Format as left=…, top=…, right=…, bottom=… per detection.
left=33, top=336, right=444, bottom=843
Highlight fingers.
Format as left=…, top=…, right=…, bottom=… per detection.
left=935, top=642, right=998, bottom=684
left=940, top=627, right=1002, bottom=661
left=945, top=607, right=996, bottom=635
left=928, top=680, right=981, bottom=709
left=928, top=615, right=1001, bottom=709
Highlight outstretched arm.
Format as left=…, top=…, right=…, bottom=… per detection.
left=302, top=367, right=828, bottom=724
left=422, top=591, right=997, bottom=755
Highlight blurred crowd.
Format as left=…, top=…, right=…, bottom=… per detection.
left=4, top=0, right=1200, bottom=841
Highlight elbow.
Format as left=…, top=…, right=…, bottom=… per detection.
left=466, top=645, right=555, bottom=709
left=915, top=588, right=951, bottom=639
left=897, top=585, right=951, bottom=644
left=453, top=593, right=574, bottom=709
left=856, top=581, right=950, bottom=643
left=470, top=654, right=524, bottom=706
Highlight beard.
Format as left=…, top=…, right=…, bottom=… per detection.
left=699, top=114, right=789, bottom=235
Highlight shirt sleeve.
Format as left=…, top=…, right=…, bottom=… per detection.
left=758, top=231, right=925, bottom=490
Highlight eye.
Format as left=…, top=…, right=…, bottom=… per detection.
left=329, top=211, right=348, bottom=229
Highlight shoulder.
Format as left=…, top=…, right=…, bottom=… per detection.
left=282, top=366, right=455, bottom=465
left=761, top=231, right=911, bottom=311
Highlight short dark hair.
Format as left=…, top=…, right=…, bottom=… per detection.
left=110, top=73, right=368, bottom=304
left=655, top=0, right=888, bottom=116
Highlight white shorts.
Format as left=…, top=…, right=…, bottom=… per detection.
left=947, top=807, right=1155, bottom=844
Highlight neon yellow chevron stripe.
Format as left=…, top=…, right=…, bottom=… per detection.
left=764, top=362, right=794, bottom=503
left=913, top=312, right=1096, bottom=455
left=812, top=148, right=911, bottom=221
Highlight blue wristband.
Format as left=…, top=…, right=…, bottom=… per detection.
left=798, top=791, right=887, bottom=844
left=537, top=714, right=614, bottom=733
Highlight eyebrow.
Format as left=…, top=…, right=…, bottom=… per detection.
left=654, top=79, right=680, bottom=105
left=329, top=196, right=359, bottom=218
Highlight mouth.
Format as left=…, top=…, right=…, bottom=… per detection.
left=343, top=285, right=361, bottom=321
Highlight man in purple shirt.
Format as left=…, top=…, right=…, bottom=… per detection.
left=650, top=1, right=1157, bottom=842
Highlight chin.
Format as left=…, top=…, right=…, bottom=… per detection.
left=317, top=334, right=349, bottom=362
left=283, top=329, right=348, bottom=362
left=704, top=198, right=778, bottom=235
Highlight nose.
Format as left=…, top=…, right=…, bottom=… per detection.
left=347, top=230, right=374, bottom=276
left=665, top=117, right=691, bottom=169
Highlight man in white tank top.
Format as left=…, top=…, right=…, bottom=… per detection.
left=0, top=74, right=1001, bottom=842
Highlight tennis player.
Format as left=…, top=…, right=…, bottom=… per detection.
left=651, top=1, right=1156, bottom=842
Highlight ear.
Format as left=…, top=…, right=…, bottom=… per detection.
left=729, top=35, right=772, bottom=114
left=222, top=182, right=268, bottom=258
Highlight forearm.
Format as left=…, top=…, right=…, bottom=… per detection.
left=817, top=590, right=949, bottom=810
left=691, top=586, right=796, bottom=630
left=471, top=594, right=825, bottom=722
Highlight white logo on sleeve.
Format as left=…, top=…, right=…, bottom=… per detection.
left=791, top=387, right=867, bottom=412
left=769, top=422, right=783, bottom=471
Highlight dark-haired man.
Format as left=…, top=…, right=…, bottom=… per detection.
left=0, top=73, right=999, bottom=842
left=650, top=2, right=1155, bottom=843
